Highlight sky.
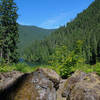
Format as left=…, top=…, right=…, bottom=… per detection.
left=15, top=0, right=94, bottom=29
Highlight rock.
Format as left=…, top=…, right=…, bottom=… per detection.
left=62, top=70, right=100, bottom=100
left=0, top=71, right=23, bottom=90
left=56, top=79, right=67, bottom=100
left=1, top=69, right=100, bottom=100
left=37, top=68, right=61, bottom=82
left=0, top=68, right=60, bottom=100
left=36, top=68, right=61, bottom=89
left=13, top=74, right=39, bottom=100
left=0, top=72, right=39, bottom=100
left=32, top=68, right=58, bottom=100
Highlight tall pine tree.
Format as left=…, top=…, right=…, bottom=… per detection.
left=0, top=0, right=19, bottom=63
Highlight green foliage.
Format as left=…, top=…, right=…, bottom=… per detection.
left=49, top=40, right=85, bottom=78
left=0, top=65, right=15, bottom=72
left=0, top=63, right=34, bottom=73
left=11, top=63, right=34, bottom=73
left=0, top=0, right=19, bottom=63
left=0, top=63, right=52, bottom=73
left=71, top=63, right=100, bottom=76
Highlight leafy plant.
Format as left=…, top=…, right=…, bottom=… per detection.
left=49, top=40, right=85, bottom=78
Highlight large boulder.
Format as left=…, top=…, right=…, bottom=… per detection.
left=31, top=68, right=61, bottom=100
left=1, top=69, right=100, bottom=100
left=36, top=68, right=61, bottom=89
left=13, top=74, right=39, bottom=100
left=0, top=68, right=60, bottom=100
left=62, top=70, right=100, bottom=100
left=0, top=71, right=38, bottom=100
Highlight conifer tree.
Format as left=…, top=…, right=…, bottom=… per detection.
left=0, top=0, right=19, bottom=63
left=90, top=33, right=97, bottom=64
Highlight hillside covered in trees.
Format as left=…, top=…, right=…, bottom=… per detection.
left=18, top=25, right=55, bottom=52
left=1, top=0, right=100, bottom=88
left=23, top=0, right=100, bottom=65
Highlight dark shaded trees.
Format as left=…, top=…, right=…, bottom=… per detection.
left=0, top=0, right=19, bottom=63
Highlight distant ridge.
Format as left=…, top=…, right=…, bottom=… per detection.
left=18, top=24, right=55, bottom=52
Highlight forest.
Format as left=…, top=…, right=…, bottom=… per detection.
left=18, top=25, right=54, bottom=53
left=0, top=0, right=100, bottom=78
left=23, top=0, right=100, bottom=65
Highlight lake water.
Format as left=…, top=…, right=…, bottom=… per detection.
left=19, top=58, right=40, bottom=67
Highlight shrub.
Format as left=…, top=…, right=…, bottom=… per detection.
left=48, top=40, right=85, bottom=78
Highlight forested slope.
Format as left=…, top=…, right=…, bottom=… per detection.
left=18, top=25, right=55, bottom=52
left=23, top=0, right=100, bottom=64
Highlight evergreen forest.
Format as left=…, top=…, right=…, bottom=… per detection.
left=0, top=0, right=100, bottom=78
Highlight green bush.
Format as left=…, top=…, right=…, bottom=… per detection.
left=0, top=63, right=52, bottom=73
left=0, top=63, right=34, bottom=73
left=0, top=65, right=15, bottom=72
left=48, top=40, right=85, bottom=78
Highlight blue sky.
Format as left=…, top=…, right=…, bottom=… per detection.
left=15, top=0, right=94, bottom=29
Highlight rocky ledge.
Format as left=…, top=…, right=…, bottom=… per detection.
left=0, top=69, right=100, bottom=100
